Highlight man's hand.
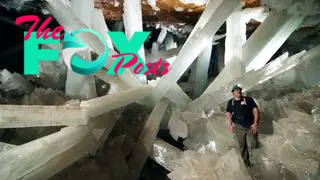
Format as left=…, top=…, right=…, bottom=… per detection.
left=229, top=123, right=235, bottom=133
left=226, top=112, right=235, bottom=133
left=250, top=123, right=258, bottom=134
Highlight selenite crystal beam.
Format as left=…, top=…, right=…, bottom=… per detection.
left=91, top=8, right=114, bottom=50
left=123, top=0, right=147, bottom=83
left=18, top=109, right=124, bottom=180
left=166, top=84, right=192, bottom=107
left=149, top=0, right=239, bottom=103
left=151, top=139, right=183, bottom=172
left=164, top=33, right=177, bottom=51
left=44, top=0, right=141, bottom=88
left=0, top=143, right=16, bottom=152
left=146, top=47, right=182, bottom=63
left=157, top=28, right=167, bottom=44
left=184, top=45, right=320, bottom=121
left=128, top=100, right=169, bottom=180
left=66, top=0, right=97, bottom=99
left=244, top=10, right=305, bottom=71
left=94, top=69, right=130, bottom=92
left=202, top=10, right=305, bottom=96
left=81, top=85, right=152, bottom=118
left=200, top=3, right=245, bottom=96
left=18, top=133, right=96, bottom=180
left=0, top=105, right=87, bottom=128
left=0, top=111, right=120, bottom=180
left=193, top=41, right=212, bottom=98
left=224, top=3, right=246, bottom=64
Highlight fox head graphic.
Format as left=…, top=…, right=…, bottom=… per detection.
left=62, top=31, right=89, bottom=70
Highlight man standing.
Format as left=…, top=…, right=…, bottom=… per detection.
left=226, top=85, right=260, bottom=167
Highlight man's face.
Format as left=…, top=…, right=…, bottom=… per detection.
left=232, top=88, right=242, bottom=98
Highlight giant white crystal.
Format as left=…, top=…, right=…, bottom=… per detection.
left=244, top=10, right=305, bottom=72
left=202, top=10, right=305, bottom=96
left=193, top=41, right=212, bottom=98
left=224, top=3, right=246, bottom=65
left=149, top=0, right=239, bottom=103
left=44, top=0, right=142, bottom=88
left=165, top=84, right=192, bottom=107
left=184, top=44, right=320, bottom=121
left=0, top=110, right=123, bottom=180
left=146, top=47, right=181, bottom=63
left=122, top=0, right=147, bottom=83
left=68, top=0, right=97, bottom=99
left=81, top=85, right=152, bottom=118
left=18, top=109, right=124, bottom=180
left=91, top=8, right=114, bottom=50
left=0, top=104, right=87, bottom=128
left=0, top=143, right=16, bottom=152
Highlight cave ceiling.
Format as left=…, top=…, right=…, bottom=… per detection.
left=95, top=0, right=261, bottom=24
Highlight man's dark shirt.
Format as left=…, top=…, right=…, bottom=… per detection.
left=226, top=96, right=258, bottom=128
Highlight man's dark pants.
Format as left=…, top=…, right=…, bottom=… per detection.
left=234, top=123, right=258, bottom=167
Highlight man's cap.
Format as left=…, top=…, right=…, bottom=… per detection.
left=231, top=84, right=242, bottom=92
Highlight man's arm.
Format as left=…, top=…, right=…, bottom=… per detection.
left=252, top=107, right=260, bottom=125
left=226, top=112, right=233, bottom=125
left=226, top=100, right=234, bottom=132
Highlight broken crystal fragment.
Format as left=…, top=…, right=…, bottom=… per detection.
left=168, top=149, right=251, bottom=180
left=37, top=44, right=67, bottom=90
left=183, top=113, right=238, bottom=154
left=251, top=150, right=299, bottom=180
left=0, top=69, right=34, bottom=98
left=168, top=109, right=188, bottom=141
left=311, top=107, right=320, bottom=124
left=21, top=88, right=68, bottom=105
left=151, top=139, right=183, bottom=172
left=256, top=109, right=320, bottom=179
left=214, top=149, right=252, bottom=180
left=168, top=150, right=219, bottom=180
